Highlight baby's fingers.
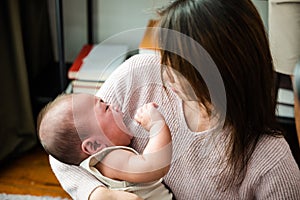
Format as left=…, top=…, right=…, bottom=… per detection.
left=147, top=102, right=158, bottom=109
left=134, top=110, right=142, bottom=123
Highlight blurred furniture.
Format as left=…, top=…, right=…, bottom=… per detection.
left=295, top=60, right=300, bottom=100
left=55, top=0, right=94, bottom=91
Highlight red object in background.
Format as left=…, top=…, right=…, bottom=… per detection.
left=68, top=44, right=93, bottom=80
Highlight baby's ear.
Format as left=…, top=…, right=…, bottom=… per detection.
left=81, top=137, right=106, bottom=155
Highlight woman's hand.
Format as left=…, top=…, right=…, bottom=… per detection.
left=89, top=186, right=143, bottom=200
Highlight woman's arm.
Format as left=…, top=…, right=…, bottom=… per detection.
left=49, top=122, right=149, bottom=200
left=49, top=156, right=103, bottom=200
left=255, top=153, right=300, bottom=199
left=89, top=187, right=143, bottom=200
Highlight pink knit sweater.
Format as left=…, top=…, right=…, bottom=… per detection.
left=50, top=54, right=300, bottom=200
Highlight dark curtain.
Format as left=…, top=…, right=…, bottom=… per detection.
left=0, top=0, right=57, bottom=162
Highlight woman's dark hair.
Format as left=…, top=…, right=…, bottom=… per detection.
left=157, top=0, right=281, bottom=187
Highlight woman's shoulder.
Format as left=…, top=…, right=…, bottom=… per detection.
left=250, top=134, right=297, bottom=172
left=104, top=53, right=161, bottom=83
left=125, top=53, right=161, bottom=72
left=244, top=135, right=300, bottom=198
left=126, top=53, right=161, bottom=65
left=122, top=53, right=163, bottom=85
left=96, top=53, right=161, bottom=95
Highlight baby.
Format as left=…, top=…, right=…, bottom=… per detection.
left=37, top=93, right=173, bottom=200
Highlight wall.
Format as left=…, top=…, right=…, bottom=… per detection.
left=48, top=0, right=168, bottom=62
left=252, top=0, right=269, bottom=30
left=48, top=0, right=268, bottom=63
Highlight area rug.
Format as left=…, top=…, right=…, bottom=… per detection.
left=0, top=193, right=70, bottom=200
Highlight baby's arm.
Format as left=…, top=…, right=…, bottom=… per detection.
left=135, top=103, right=172, bottom=155
left=96, top=103, right=172, bottom=183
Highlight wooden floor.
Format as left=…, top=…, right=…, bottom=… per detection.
left=0, top=129, right=298, bottom=200
left=0, top=145, right=71, bottom=199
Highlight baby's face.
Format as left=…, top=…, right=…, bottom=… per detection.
left=72, top=94, right=132, bottom=146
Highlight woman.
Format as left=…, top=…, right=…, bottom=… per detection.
left=49, top=0, right=300, bottom=199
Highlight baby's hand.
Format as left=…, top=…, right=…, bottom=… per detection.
left=134, top=102, right=165, bottom=132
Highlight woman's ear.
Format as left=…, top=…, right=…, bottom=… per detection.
left=81, top=137, right=106, bottom=155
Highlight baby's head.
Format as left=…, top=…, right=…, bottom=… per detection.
left=37, top=94, right=83, bottom=165
left=37, top=93, right=132, bottom=165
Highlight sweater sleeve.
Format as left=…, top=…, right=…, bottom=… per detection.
left=49, top=156, right=103, bottom=200
left=255, top=147, right=300, bottom=200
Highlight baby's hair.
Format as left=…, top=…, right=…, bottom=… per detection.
left=37, top=93, right=88, bottom=165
